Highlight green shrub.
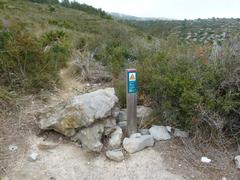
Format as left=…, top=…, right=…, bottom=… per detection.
left=75, top=37, right=86, bottom=49
left=48, top=19, right=74, bottom=29
left=48, top=5, right=56, bottom=12
left=0, top=23, right=70, bottom=92
left=41, top=30, right=67, bottom=46
left=27, top=0, right=59, bottom=4
left=94, top=44, right=130, bottom=78
left=137, top=38, right=240, bottom=141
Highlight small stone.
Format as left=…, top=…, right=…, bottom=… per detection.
left=112, top=107, right=120, bottom=118
left=174, top=129, right=189, bottom=138
left=118, top=121, right=127, bottom=129
left=201, top=156, right=211, bottom=163
left=104, top=127, right=116, bottom=136
left=104, top=118, right=117, bottom=136
left=130, top=133, right=142, bottom=138
left=123, top=135, right=154, bottom=153
left=37, top=142, right=59, bottom=150
left=117, top=110, right=127, bottom=122
left=221, top=177, right=227, bottom=180
left=28, top=152, right=38, bottom=162
left=234, top=155, right=240, bottom=169
left=149, top=126, right=171, bottom=140
left=106, top=149, right=124, bottom=162
left=104, top=118, right=117, bottom=127
left=72, top=123, right=104, bottom=152
left=140, top=129, right=149, bottom=135
left=108, top=126, right=123, bottom=148
left=8, top=144, right=18, bottom=152
left=166, top=126, right=171, bottom=133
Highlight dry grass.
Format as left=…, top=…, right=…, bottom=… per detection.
left=154, top=138, right=240, bottom=180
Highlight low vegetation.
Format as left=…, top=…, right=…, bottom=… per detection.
left=126, top=18, right=240, bottom=44
left=137, top=37, right=240, bottom=143
left=0, top=23, right=70, bottom=93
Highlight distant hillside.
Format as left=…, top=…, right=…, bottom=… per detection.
left=126, top=18, right=240, bottom=44
left=110, top=12, right=172, bottom=21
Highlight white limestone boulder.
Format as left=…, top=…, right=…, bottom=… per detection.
left=106, top=149, right=125, bottom=162
left=123, top=135, right=154, bottom=153
left=39, top=88, right=118, bottom=137
left=108, top=126, right=123, bottom=149
left=149, top=126, right=171, bottom=141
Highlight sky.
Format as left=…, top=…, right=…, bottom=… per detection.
left=73, top=0, right=240, bottom=20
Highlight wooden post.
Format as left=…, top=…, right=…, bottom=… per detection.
left=126, top=69, right=138, bottom=135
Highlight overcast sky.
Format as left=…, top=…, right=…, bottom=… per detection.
left=73, top=0, right=240, bottom=20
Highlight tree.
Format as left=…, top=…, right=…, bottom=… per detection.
left=61, top=0, right=70, bottom=7
left=28, top=0, right=59, bottom=4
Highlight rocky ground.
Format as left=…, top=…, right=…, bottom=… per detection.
left=1, top=55, right=239, bottom=180
left=2, top=134, right=185, bottom=180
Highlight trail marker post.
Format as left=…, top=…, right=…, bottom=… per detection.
left=126, top=69, right=138, bottom=135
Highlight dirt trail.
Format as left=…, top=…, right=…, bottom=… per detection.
left=5, top=135, right=185, bottom=180
left=0, top=62, right=233, bottom=180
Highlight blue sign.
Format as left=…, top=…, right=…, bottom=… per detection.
left=127, top=71, right=138, bottom=93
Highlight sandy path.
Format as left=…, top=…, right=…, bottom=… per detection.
left=5, top=135, right=184, bottom=180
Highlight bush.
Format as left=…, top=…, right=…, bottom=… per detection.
left=75, top=37, right=86, bottom=50
left=48, top=19, right=74, bottom=29
left=49, top=5, right=56, bottom=12
left=0, top=23, right=70, bottom=92
left=137, top=38, right=240, bottom=141
left=27, top=0, right=59, bottom=4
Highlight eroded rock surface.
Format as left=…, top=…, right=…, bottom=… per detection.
left=106, top=149, right=125, bottom=162
left=149, top=126, right=171, bottom=141
left=72, top=123, right=104, bottom=152
left=39, top=88, right=118, bottom=137
left=108, top=126, right=123, bottom=149
left=123, top=135, right=154, bottom=153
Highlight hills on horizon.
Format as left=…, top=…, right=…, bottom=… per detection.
left=109, top=12, right=240, bottom=45
left=110, top=12, right=240, bottom=21
left=110, top=12, right=173, bottom=21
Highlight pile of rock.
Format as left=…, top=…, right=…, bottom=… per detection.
left=122, top=125, right=189, bottom=154
left=38, top=88, right=189, bottom=162
left=39, top=88, right=119, bottom=153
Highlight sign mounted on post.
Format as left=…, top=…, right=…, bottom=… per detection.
left=126, top=69, right=138, bottom=135
left=127, top=70, right=138, bottom=94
